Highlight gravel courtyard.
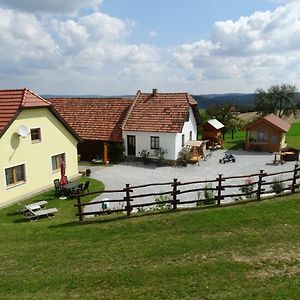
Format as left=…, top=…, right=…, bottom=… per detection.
left=85, top=150, right=298, bottom=214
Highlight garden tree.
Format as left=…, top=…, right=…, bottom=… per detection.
left=227, top=117, right=245, bottom=140
left=206, top=102, right=239, bottom=139
left=255, top=84, right=298, bottom=118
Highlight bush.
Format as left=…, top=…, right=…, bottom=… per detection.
left=271, top=177, right=285, bottom=194
left=139, top=149, right=150, bottom=164
left=239, top=177, right=255, bottom=199
left=154, top=194, right=172, bottom=210
left=203, top=182, right=215, bottom=205
left=155, top=148, right=168, bottom=166
left=177, top=147, right=190, bottom=166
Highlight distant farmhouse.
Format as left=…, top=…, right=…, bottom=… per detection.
left=50, top=89, right=200, bottom=163
left=0, top=89, right=81, bottom=207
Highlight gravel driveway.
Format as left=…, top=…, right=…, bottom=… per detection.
left=85, top=150, right=297, bottom=214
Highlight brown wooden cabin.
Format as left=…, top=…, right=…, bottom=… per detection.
left=202, top=119, right=224, bottom=147
left=242, top=113, right=291, bottom=152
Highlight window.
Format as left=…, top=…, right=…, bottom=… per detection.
left=185, top=111, right=190, bottom=122
left=5, top=164, right=26, bottom=187
left=182, top=134, right=185, bottom=147
left=271, top=135, right=278, bottom=144
left=258, top=132, right=266, bottom=142
left=30, top=128, right=41, bottom=143
left=189, top=131, right=193, bottom=140
left=51, top=153, right=65, bottom=172
left=150, top=136, right=159, bottom=149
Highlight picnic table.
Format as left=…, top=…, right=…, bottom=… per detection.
left=62, top=182, right=82, bottom=197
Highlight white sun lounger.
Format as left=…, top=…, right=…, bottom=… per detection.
left=17, top=200, right=48, bottom=213
left=25, top=207, right=58, bottom=221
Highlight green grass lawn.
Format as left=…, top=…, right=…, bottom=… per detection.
left=1, top=191, right=300, bottom=299
left=286, top=123, right=300, bottom=149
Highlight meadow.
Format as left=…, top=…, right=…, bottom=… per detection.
left=1, top=187, right=300, bottom=299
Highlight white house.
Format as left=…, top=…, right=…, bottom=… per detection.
left=122, top=89, right=200, bottom=162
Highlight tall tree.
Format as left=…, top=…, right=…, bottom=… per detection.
left=206, top=102, right=239, bottom=139
left=255, top=84, right=298, bottom=118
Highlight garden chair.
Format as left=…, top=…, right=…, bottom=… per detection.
left=17, top=200, right=48, bottom=214
left=25, top=207, right=58, bottom=221
left=81, top=181, right=90, bottom=193
left=53, top=179, right=62, bottom=196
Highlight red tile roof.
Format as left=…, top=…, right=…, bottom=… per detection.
left=49, top=98, right=133, bottom=142
left=123, top=91, right=199, bottom=132
left=0, top=89, right=50, bottom=136
left=243, top=113, right=291, bottom=132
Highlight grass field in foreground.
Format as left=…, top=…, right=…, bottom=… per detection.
left=0, top=193, right=300, bottom=299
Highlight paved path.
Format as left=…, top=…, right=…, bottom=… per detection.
left=85, top=150, right=297, bottom=214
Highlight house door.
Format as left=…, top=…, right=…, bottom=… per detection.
left=127, top=135, right=136, bottom=156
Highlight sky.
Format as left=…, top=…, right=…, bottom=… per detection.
left=0, top=0, right=299, bottom=95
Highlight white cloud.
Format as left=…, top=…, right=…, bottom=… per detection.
left=173, top=1, right=300, bottom=91
left=149, top=31, right=158, bottom=37
left=0, top=0, right=101, bottom=14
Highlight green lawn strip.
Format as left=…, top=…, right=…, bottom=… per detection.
left=0, top=177, right=104, bottom=224
left=0, top=194, right=300, bottom=299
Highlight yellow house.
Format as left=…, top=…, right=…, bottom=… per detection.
left=0, top=89, right=81, bottom=207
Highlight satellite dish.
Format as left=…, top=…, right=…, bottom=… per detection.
left=17, top=125, right=30, bottom=138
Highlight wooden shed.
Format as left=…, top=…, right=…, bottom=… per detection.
left=242, top=114, right=291, bottom=152
left=202, top=119, right=224, bottom=147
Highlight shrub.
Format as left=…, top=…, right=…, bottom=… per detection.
left=154, top=194, right=172, bottom=210
left=139, top=149, right=150, bottom=164
left=271, top=176, right=285, bottom=194
left=177, top=147, right=190, bottom=166
left=155, top=148, right=168, bottom=166
left=239, top=177, right=255, bottom=199
left=203, top=182, right=215, bottom=205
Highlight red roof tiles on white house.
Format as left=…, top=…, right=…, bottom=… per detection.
left=123, top=90, right=200, bottom=133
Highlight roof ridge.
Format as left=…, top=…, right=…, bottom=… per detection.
left=21, top=88, right=27, bottom=106
left=122, top=90, right=141, bottom=130
left=26, top=89, right=51, bottom=106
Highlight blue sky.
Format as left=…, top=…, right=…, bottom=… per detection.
left=0, top=0, right=298, bottom=95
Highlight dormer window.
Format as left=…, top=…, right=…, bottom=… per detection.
left=30, top=128, right=41, bottom=143
left=185, top=111, right=190, bottom=122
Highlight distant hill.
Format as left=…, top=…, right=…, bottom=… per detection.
left=44, top=92, right=300, bottom=111
left=192, top=93, right=256, bottom=109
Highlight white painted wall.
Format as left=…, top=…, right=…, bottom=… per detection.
left=175, top=107, right=198, bottom=159
left=123, top=130, right=177, bottom=160
left=123, top=107, right=198, bottom=161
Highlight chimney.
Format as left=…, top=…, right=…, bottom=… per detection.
left=152, top=88, right=157, bottom=96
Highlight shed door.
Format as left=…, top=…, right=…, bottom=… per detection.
left=127, top=135, right=136, bottom=156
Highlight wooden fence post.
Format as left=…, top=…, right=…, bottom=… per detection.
left=216, top=174, right=223, bottom=206
left=172, top=179, right=178, bottom=210
left=124, top=183, right=132, bottom=216
left=257, top=170, right=265, bottom=201
left=76, top=192, right=83, bottom=222
left=291, top=163, right=299, bottom=193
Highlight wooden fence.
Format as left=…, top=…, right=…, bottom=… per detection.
left=75, top=164, right=299, bottom=222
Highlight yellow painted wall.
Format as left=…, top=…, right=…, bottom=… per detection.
left=0, top=108, right=79, bottom=207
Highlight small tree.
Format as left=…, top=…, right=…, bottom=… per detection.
left=255, top=84, right=298, bottom=118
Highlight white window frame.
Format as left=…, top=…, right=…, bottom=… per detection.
left=150, top=136, right=160, bottom=150
left=30, top=127, right=42, bottom=144
left=51, top=153, right=66, bottom=173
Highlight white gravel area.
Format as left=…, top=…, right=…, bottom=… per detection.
left=84, top=150, right=298, bottom=215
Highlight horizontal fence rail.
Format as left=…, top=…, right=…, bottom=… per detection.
left=75, top=164, right=300, bottom=222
